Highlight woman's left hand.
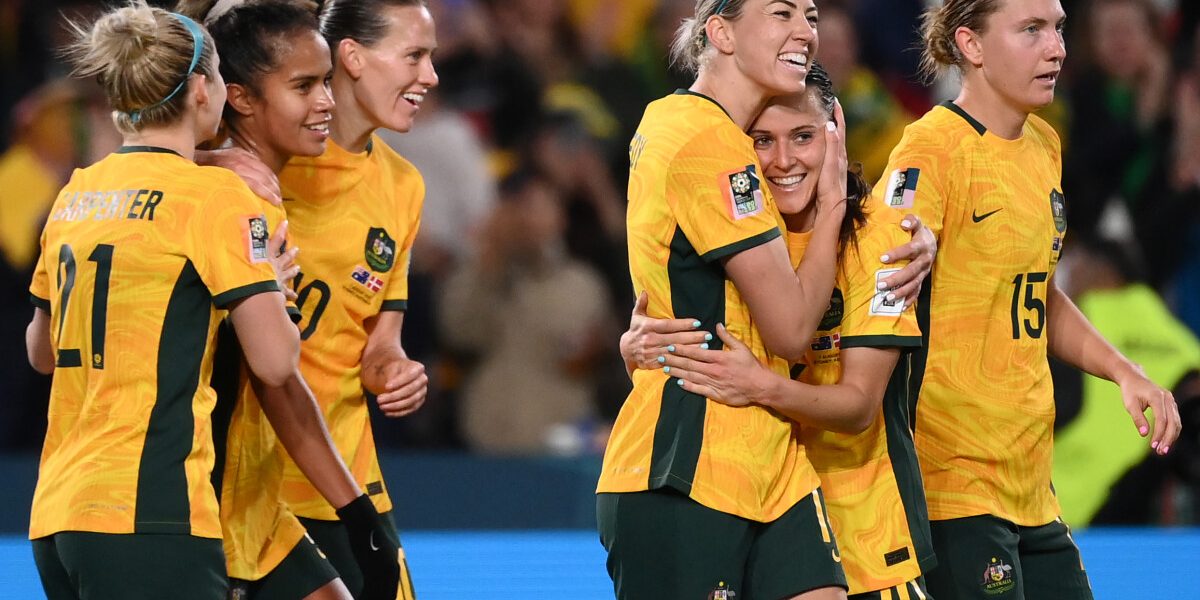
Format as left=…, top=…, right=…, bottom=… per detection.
left=878, top=214, right=937, bottom=308
left=1117, top=367, right=1182, bottom=456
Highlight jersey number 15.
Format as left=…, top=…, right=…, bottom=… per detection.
left=1010, top=271, right=1047, bottom=340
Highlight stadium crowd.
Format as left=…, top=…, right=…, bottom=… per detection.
left=0, top=0, right=1197, bottom=526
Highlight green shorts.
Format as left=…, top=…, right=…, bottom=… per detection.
left=299, top=511, right=415, bottom=599
left=597, top=488, right=847, bottom=600
left=850, top=576, right=930, bottom=600
left=32, top=532, right=226, bottom=600
left=925, top=515, right=1092, bottom=600
left=230, top=532, right=339, bottom=600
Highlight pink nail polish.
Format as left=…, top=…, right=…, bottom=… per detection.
left=1139, top=426, right=1148, bottom=435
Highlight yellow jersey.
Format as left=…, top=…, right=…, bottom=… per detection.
left=873, top=102, right=1067, bottom=526
left=598, top=91, right=822, bottom=522
left=787, top=205, right=933, bottom=593
left=28, top=146, right=280, bottom=539
left=274, top=135, right=423, bottom=521
left=208, top=198, right=306, bottom=580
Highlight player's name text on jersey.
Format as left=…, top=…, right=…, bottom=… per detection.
left=50, top=188, right=164, bottom=223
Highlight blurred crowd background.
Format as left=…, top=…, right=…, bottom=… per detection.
left=0, top=0, right=1199, bottom=529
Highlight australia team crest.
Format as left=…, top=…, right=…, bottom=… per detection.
left=365, top=227, right=396, bottom=272
left=982, top=557, right=1016, bottom=595
left=1050, top=189, right=1067, bottom=233
left=708, top=581, right=737, bottom=600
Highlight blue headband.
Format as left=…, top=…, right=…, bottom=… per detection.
left=127, top=13, right=205, bottom=124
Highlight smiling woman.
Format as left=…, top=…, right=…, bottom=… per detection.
left=878, top=0, right=1182, bottom=598
left=595, top=1, right=857, bottom=599
left=244, top=1, right=437, bottom=598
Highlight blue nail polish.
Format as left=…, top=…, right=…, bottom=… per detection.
left=663, top=366, right=671, bottom=374
left=667, top=345, right=676, bottom=353
left=692, top=320, right=702, bottom=328
left=705, top=333, right=713, bottom=342
left=700, top=343, right=709, bottom=350
left=677, top=379, right=685, bottom=386
left=657, top=356, right=666, bottom=364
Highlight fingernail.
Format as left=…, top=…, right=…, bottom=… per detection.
left=826, top=122, right=835, bottom=131
left=877, top=281, right=888, bottom=290
left=657, top=356, right=666, bottom=364
left=677, top=379, right=685, bottom=386
left=667, top=345, right=676, bottom=353
left=700, top=343, right=709, bottom=350
left=1163, top=445, right=1170, bottom=454
left=705, top=333, right=713, bottom=342
left=881, top=254, right=891, bottom=262
left=663, top=366, right=671, bottom=374
left=901, top=220, right=912, bottom=228
left=1140, top=426, right=1149, bottom=435
left=1152, top=441, right=1159, bottom=449
left=886, top=293, right=896, bottom=301
left=692, top=320, right=702, bottom=328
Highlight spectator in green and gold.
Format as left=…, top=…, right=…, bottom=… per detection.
left=1052, top=238, right=1200, bottom=526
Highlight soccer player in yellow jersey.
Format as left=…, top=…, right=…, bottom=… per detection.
left=596, top=1, right=864, bottom=598
left=178, top=1, right=404, bottom=598
left=626, top=63, right=936, bottom=600
left=21, top=4, right=381, bottom=598
left=222, top=1, right=432, bottom=597
left=873, top=0, right=1180, bottom=597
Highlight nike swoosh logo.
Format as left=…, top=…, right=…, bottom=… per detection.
left=370, top=531, right=380, bottom=551
left=972, top=208, right=1002, bottom=223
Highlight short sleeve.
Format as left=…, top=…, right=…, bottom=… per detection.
left=838, top=213, right=922, bottom=349
left=381, top=173, right=424, bottom=312
left=669, top=125, right=781, bottom=262
left=873, top=125, right=951, bottom=240
left=29, top=230, right=50, bottom=311
left=190, top=185, right=281, bottom=308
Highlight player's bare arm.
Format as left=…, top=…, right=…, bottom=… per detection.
left=25, top=308, right=54, bottom=375
left=1045, top=277, right=1182, bottom=455
left=227, top=292, right=353, bottom=501
left=362, top=310, right=428, bottom=418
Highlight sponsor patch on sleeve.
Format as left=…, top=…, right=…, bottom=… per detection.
left=721, top=165, right=765, bottom=220
left=245, top=215, right=269, bottom=264
left=884, top=168, right=920, bottom=209
left=870, top=268, right=904, bottom=316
